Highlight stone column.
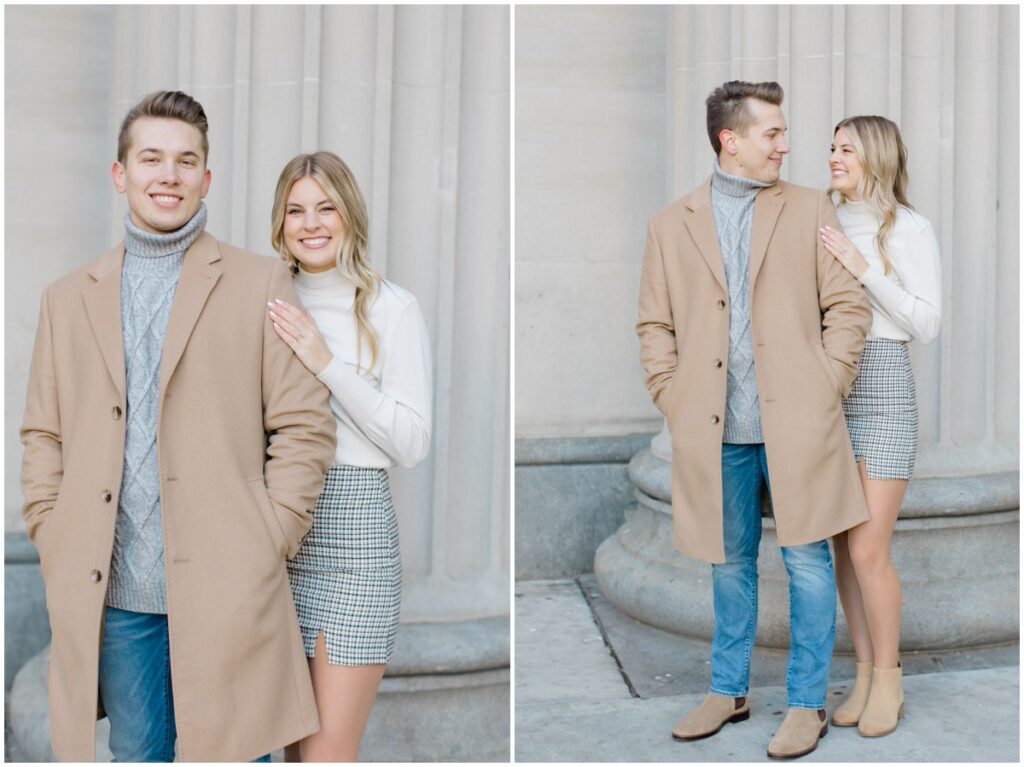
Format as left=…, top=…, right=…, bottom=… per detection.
left=596, top=4, right=1019, bottom=653
left=7, top=5, right=509, bottom=761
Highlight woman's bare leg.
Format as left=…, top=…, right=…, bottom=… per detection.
left=299, top=632, right=386, bottom=762
left=833, top=461, right=877, bottom=663
left=846, top=461, right=908, bottom=669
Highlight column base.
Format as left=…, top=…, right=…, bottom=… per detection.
left=595, top=451, right=1019, bottom=652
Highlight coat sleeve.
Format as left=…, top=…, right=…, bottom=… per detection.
left=817, top=194, right=872, bottom=395
left=636, top=218, right=678, bottom=415
left=20, top=285, right=63, bottom=550
left=261, top=262, right=337, bottom=558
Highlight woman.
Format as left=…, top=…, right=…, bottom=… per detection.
left=268, top=151, right=432, bottom=761
left=819, top=116, right=941, bottom=737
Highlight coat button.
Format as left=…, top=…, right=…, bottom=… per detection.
left=711, top=414, right=720, bottom=424
left=90, top=570, right=102, bottom=583
left=101, top=490, right=112, bottom=503
left=714, top=359, right=723, bottom=368
left=717, top=299, right=726, bottom=310
left=112, top=406, right=122, bottom=420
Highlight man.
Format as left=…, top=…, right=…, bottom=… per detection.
left=20, top=91, right=336, bottom=762
left=636, top=81, right=871, bottom=759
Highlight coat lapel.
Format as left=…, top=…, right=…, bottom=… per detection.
left=83, top=246, right=127, bottom=398
left=159, top=232, right=222, bottom=398
left=682, top=177, right=727, bottom=293
left=748, top=185, right=785, bottom=289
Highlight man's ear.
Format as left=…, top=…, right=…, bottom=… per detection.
left=111, top=161, right=127, bottom=194
left=200, top=168, right=212, bottom=198
left=719, top=129, right=738, bottom=156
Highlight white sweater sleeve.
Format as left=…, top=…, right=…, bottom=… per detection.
left=859, top=220, right=942, bottom=344
left=316, top=300, right=433, bottom=468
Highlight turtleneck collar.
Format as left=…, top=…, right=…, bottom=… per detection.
left=838, top=198, right=881, bottom=220
left=294, top=264, right=354, bottom=293
left=712, top=157, right=775, bottom=198
left=124, top=203, right=207, bottom=260
left=839, top=198, right=869, bottom=211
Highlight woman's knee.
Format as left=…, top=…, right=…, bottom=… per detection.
left=848, top=536, right=891, bottom=576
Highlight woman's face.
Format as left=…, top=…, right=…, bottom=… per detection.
left=829, top=127, right=863, bottom=201
left=283, top=176, right=346, bottom=273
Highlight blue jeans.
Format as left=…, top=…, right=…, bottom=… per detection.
left=709, top=444, right=836, bottom=709
left=98, top=606, right=272, bottom=762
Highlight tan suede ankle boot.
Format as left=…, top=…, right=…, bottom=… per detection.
left=858, top=664, right=904, bottom=737
left=832, top=662, right=873, bottom=727
left=767, top=708, right=828, bottom=759
left=672, top=693, right=750, bottom=741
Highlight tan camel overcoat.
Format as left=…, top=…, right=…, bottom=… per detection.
left=637, top=178, right=872, bottom=564
left=20, top=232, right=336, bottom=761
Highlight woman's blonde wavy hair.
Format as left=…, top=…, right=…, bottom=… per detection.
left=829, top=115, right=912, bottom=275
left=271, top=151, right=381, bottom=372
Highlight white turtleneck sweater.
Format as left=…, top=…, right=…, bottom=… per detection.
left=293, top=267, right=432, bottom=469
left=836, top=201, right=942, bottom=343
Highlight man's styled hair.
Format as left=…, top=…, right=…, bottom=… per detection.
left=117, top=90, right=210, bottom=165
left=705, top=81, right=784, bottom=154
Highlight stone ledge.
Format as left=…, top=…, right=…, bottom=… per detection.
left=629, top=448, right=1020, bottom=518
left=386, top=616, right=509, bottom=676
left=515, top=433, right=656, bottom=465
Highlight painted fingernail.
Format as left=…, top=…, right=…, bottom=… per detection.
left=274, top=299, right=284, bottom=304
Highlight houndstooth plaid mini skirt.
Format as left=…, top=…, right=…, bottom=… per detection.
left=287, top=465, right=401, bottom=666
left=842, top=338, right=918, bottom=480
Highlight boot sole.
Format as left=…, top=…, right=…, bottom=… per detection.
left=672, top=709, right=750, bottom=741
left=766, top=724, right=827, bottom=760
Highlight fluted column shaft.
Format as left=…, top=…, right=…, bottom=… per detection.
left=663, top=3, right=1017, bottom=480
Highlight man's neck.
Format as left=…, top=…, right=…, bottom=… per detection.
left=718, top=153, right=744, bottom=178
left=123, top=204, right=206, bottom=259
left=712, top=157, right=772, bottom=197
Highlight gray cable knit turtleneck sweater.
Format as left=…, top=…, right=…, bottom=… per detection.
left=107, top=204, right=206, bottom=613
left=710, top=159, right=773, bottom=444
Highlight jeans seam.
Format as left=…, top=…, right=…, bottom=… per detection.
left=741, top=566, right=756, bottom=686
left=164, top=623, right=174, bottom=761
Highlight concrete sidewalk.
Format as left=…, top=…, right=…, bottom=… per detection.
left=515, top=578, right=1019, bottom=762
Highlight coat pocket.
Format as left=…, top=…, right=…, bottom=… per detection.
left=812, top=345, right=844, bottom=398
left=33, top=495, right=67, bottom=582
left=246, top=478, right=288, bottom=560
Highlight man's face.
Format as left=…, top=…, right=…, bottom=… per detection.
left=721, top=99, right=790, bottom=184
left=111, top=117, right=211, bottom=234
